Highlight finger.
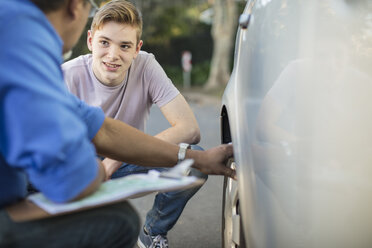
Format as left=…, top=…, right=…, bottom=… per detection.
left=224, top=166, right=237, bottom=180
left=223, top=143, right=234, bottom=158
left=232, top=170, right=237, bottom=180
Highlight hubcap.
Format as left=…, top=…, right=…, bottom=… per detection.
left=224, top=161, right=240, bottom=248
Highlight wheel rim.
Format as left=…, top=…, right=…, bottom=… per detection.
left=223, top=160, right=241, bottom=248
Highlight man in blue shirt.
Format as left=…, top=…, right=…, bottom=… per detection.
left=0, top=0, right=235, bottom=247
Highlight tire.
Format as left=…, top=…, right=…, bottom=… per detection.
left=222, top=158, right=246, bottom=248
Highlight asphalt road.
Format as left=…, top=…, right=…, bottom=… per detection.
left=130, top=94, right=224, bottom=248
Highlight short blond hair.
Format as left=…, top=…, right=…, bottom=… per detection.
left=91, top=0, right=143, bottom=44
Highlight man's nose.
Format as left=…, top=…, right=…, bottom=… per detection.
left=107, top=46, right=119, bottom=59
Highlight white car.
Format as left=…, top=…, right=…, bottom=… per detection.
left=221, top=1, right=372, bottom=247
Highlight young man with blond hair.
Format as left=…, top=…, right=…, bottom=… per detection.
left=62, top=1, right=208, bottom=247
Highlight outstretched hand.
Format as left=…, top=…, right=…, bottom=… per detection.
left=192, top=144, right=236, bottom=180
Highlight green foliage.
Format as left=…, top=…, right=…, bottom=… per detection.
left=141, top=2, right=210, bottom=45
left=141, top=1, right=213, bottom=65
left=164, top=60, right=210, bottom=87
left=70, top=20, right=92, bottom=59
left=137, top=1, right=214, bottom=87
left=163, top=65, right=183, bottom=87
left=191, top=60, right=210, bottom=86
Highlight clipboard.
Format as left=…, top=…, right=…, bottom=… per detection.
left=6, top=159, right=203, bottom=222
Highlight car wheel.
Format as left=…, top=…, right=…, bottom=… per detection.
left=222, top=158, right=246, bottom=248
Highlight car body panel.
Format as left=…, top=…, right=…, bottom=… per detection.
left=222, top=0, right=372, bottom=247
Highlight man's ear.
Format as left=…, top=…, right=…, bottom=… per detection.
left=87, top=30, right=93, bottom=51
left=66, top=0, right=82, bottom=19
left=133, top=40, right=143, bottom=58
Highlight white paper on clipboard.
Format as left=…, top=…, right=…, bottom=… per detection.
left=27, top=159, right=203, bottom=215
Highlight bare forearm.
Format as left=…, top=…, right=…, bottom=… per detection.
left=158, top=94, right=201, bottom=144
left=155, top=125, right=200, bottom=144
left=92, top=117, right=236, bottom=179
left=93, top=117, right=179, bottom=167
left=101, top=125, right=199, bottom=178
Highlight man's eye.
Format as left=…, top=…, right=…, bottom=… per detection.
left=100, top=41, right=109, bottom=46
left=121, top=45, right=130, bottom=49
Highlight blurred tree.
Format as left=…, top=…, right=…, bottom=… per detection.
left=204, top=0, right=238, bottom=90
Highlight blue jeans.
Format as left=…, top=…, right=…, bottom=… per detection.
left=111, top=145, right=208, bottom=236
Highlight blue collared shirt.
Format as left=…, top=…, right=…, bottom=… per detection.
left=0, top=0, right=105, bottom=207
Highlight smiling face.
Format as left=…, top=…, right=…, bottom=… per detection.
left=87, top=21, right=143, bottom=86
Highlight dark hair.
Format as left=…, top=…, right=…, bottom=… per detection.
left=30, top=0, right=67, bottom=12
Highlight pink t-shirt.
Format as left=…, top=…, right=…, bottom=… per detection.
left=62, top=52, right=179, bottom=131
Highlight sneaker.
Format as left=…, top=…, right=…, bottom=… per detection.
left=137, top=227, right=169, bottom=248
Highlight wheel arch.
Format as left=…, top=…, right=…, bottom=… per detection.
left=220, top=105, right=232, bottom=145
